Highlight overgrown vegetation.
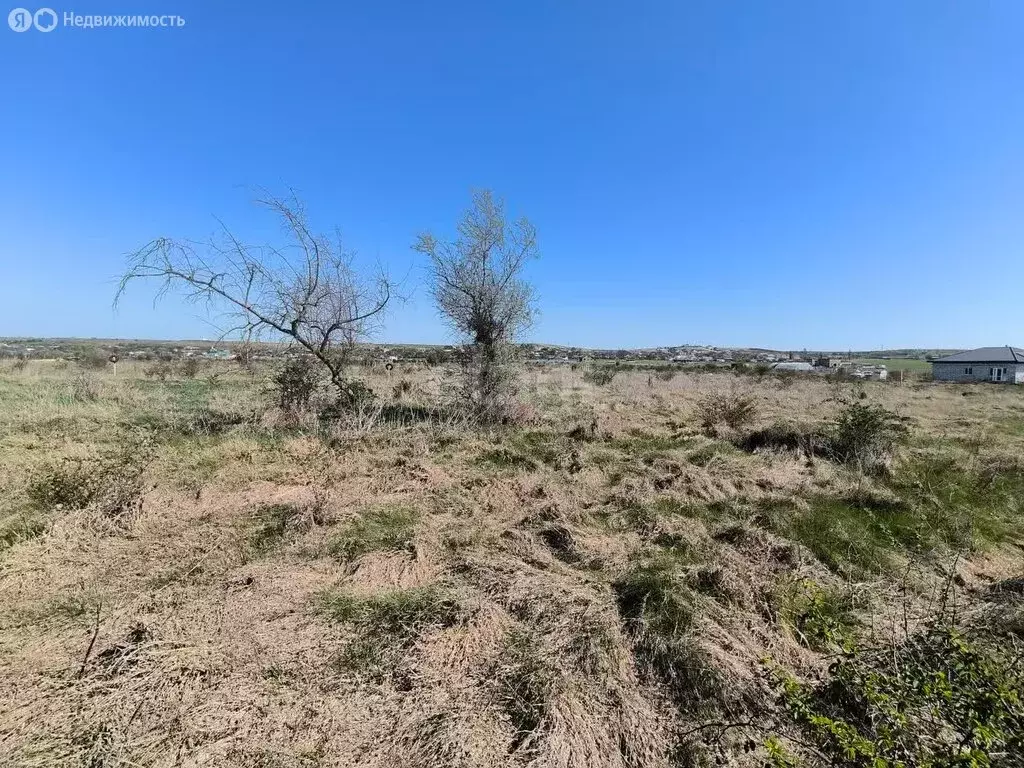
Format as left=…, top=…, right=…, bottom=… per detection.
left=76, top=350, right=111, bottom=370
left=582, top=366, right=618, bottom=386
left=774, top=618, right=1024, bottom=767
left=3, top=355, right=1023, bottom=767
left=273, top=356, right=318, bottom=412
left=774, top=579, right=857, bottom=651
left=490, top=630, right=554, bottom=752
left=827, top=400, right=910, bottom=474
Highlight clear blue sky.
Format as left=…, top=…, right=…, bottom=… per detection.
left=2, top=1, right=1023, bottom=350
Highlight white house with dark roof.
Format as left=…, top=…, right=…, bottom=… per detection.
left=930, top=346, right=1024, bottom=384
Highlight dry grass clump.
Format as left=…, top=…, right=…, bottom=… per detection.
left=320, top=584, right=464, bottom=679
left=26, top=437, right=153, bottom=528
left=488, top=628, right=554, bottom=753
left=248, top=501, right=307, bottom=554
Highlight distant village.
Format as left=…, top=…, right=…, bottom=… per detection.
left=0, top=338, right=940, bottom=381
left=524, top=346, right=895, bottom=380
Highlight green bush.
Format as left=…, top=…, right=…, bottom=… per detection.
left=27, top=461, right=97, bottom=510
left=321, top=378, right=378, bottom=416
left=828, top=401, right=910, bottom=474
left=775, top=621, right=1024, bottom=767
left=274, top=357, right=318, bottom=411
left=76, top=350, right=109, bottom=370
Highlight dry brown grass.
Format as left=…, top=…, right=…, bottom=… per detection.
left=1, top=360, right=1022, bottom=766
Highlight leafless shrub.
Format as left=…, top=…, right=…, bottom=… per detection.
left=143, top=361, right=174, bottom=381
left=233, top=341, right=257, bottom=372
left=695, top=392, right=757, bottom=435
left=179, top=357, right=202, bottom=379
left=117, top=189, right=392, bottom=411
left=582, top=366, right=617, bottom=386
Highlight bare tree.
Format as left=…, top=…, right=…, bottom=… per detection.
left=413, top=190, right=538, bottom=421
left=116, top=191, right=391, bottom=409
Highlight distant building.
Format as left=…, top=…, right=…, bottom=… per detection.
left=772, top=361, right=813, bottom=372
left=851, top=365, right=888, bottom=381
left=930, top=347, right=1024, bottom=384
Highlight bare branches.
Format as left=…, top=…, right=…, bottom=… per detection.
left=116, top=192, right=392, bottom=407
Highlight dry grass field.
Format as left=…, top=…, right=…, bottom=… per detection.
left=1, top=359, right=1022, bottom=767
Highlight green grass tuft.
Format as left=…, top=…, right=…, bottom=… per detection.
left=0, top=511, right=47, bottom=551
left=608, top=430, right=693, bottom=461
left=319, top=585, right=461, bottom=678
left=328, top=504, right=418, bottom=561
left=614, top=555, right=725, bottom=715
left=475, top=448, right=538, bottom=471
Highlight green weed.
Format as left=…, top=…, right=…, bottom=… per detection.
left=774, top=578, right=857, bottom=650
left=776, top=622, right=1024, bottom=766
